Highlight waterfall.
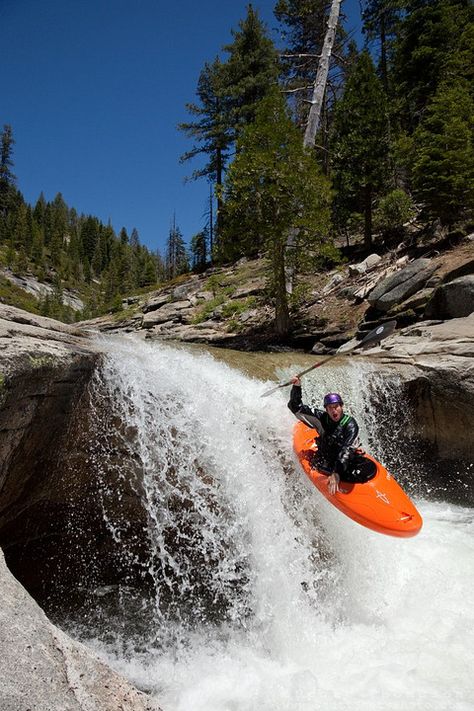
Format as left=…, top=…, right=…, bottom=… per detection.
left=70, top=335, right=474, bottom=711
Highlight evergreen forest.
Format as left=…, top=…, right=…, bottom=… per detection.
left=1, top=0, right=473, bottom=331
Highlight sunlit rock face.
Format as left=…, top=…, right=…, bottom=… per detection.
left=367, top=313, right=474, bottom=462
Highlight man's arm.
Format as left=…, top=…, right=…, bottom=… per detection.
left=336, top=418, right=359, bottom=470
left=288, top=381, right=317, bottom=417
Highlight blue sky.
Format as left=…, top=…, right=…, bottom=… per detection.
left=1, top=0, right=363, bottom=253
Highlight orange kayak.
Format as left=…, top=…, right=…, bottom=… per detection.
left=293, top=420, right=423, bottom=538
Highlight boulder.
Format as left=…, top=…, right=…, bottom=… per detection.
left=322, top=272, right=345, bottom=294
left=231, top=278, right=265, bottom=299
left=424, top=275, right=474, bottom=320
left=0, top=550, right=160, bottom=711
left=390, top=288, right=434, bottom=314
left=368, top=258, right=437, bottom=312
left=364, top=253, right=382, bottom=270
left=440, top=257, right=474, bottom=284
left=349, top=262, right=367, bottom=277
left=142, top=301, right=192, bottom=327
left=172, top=278, right=202, bottom=301
left=142, top=293, right=169, bottom=313
left=348, top=254, right=381, bottom=277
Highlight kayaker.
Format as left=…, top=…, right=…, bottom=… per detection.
left=288, top=377, right=359, bottom=495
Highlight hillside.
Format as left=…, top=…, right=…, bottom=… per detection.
left=78, top=230, right=474, bottom=352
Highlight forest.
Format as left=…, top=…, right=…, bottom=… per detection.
left=1, top=0, right=473, bottom=328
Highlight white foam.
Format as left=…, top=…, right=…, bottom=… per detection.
left=86, top=336, right=474, bottom=711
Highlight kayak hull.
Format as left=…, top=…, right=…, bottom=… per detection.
left=293, top=420, right=423, bottom=538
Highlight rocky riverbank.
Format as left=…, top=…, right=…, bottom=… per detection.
left=79, top=237, right=474, bottom=353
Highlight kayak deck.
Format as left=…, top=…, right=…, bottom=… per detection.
left=293, top=420, right=423, bottom=538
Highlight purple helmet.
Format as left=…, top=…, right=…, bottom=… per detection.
left=323, top=392, right=343, bottom=407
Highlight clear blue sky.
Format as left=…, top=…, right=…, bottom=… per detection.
left=1, top=0, right=363, bottom=253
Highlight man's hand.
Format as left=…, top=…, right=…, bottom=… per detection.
left=328, top=472, right=340, bottom=495
left=290, top=376, right=301, bottom=386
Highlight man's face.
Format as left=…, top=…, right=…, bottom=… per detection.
left=325, top=403, right=343, bottom=422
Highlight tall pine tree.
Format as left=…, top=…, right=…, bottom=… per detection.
left=179, top=57, right=231, bottom=242
left=0, top=124, right=16, bottom=223
left=223, top=5, right=279, bottom=137
left=223, top=88, right=331, bottom=335
left=330, top=50, right=390, bottom=247
left=165, top=217, right=189, bottom=279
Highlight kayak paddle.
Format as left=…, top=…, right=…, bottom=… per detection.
left=260, top=320, right=397, bottom=398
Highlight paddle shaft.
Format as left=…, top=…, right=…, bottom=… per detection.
left=260, top=320, right=396, bottom=397
left=281, top=354, right=336, bottom=387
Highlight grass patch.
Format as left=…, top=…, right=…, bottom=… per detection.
left=192, top=294, right=227, bottom=324
left=0, top=276, right=41, bottom=314
left=220, top=297, right=257, bottom=318
left=193, top=295, right=258, bottom=325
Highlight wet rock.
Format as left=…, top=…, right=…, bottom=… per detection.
left=367, top=313, right=474, bottom=460
left=0, top=308, right=159, bottom=710
left=0, top=550, right=160, bottom=711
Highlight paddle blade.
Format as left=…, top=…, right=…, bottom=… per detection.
left=356, top=320, right=397, bottom=350
left=260, top=383, right=286, bottom=398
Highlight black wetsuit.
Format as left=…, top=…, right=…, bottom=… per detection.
left=288, top=384, right=360, bottom=480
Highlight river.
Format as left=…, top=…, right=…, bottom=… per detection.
left=63, top=335, right=474, bottom=711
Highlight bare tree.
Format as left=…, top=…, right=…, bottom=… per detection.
left=303, top=0, right=343, bottom=148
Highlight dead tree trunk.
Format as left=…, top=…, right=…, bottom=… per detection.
left=285, top=0, right=343, bottom=299
left=303, top=0, right=343, bottom=149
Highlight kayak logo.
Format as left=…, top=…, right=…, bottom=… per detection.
left=375, top=490, right=390, bottom=504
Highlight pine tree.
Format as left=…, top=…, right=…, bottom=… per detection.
left=222, top=88, right=331, bottom=336
left=362, top=0, right=403, bottom=91
left=330, top=50, right=390, bottom=246
left=223, top=5, right=279, bottom=136
left=165, top=217, right=189, bottom=279
left=179, top=57, right=231, bottom=241
left=392, top=0, right=474, bottom=133
left=0, top=124, right=16, bottom=220
left=142, top=255, right=157, bottom=287
left=190, top=230, right=208, bottom=272
left=33, top=193, right=47, bottom=228
left=412, top=80, right=474, bottom=225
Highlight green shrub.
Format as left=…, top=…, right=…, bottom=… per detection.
left=374, top=189, right=416, bottom=237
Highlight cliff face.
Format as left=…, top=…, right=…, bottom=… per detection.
left=361, top=314, right=474, bottom=462
left=0, top=304, right=161, bottom=711
left=0, top=305, right=100, bottom=551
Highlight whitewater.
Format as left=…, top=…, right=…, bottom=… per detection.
left=72, top=335, right=474, bottom=711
